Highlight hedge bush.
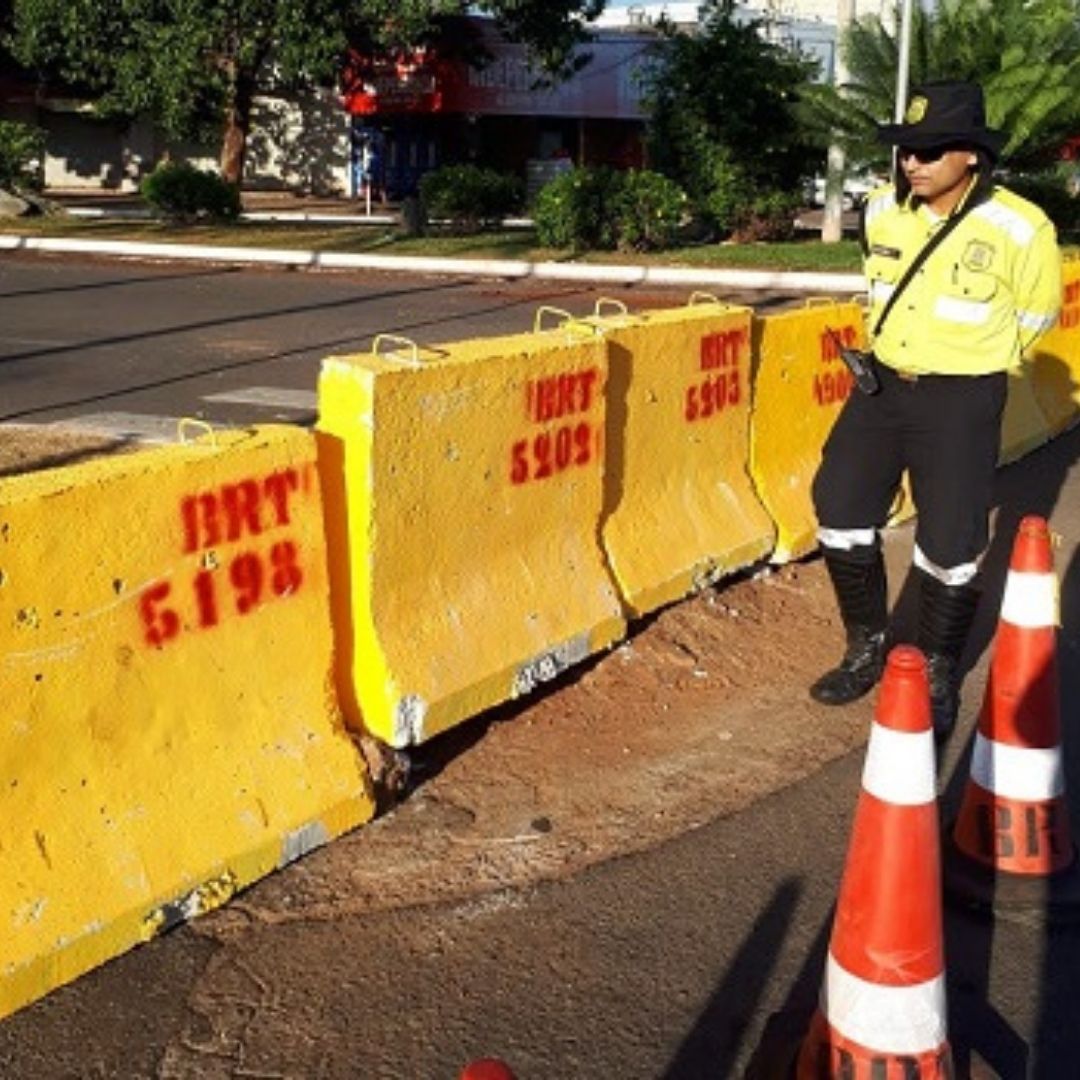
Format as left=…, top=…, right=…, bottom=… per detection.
left=140, top=162, right=241, bottom=221
left=728, top=190, right=802, bottom=243
left=533, top=166, right=620, bottom=250
left=0, top=119, right=45, bottom=192
left=534, top=167, right=687, bottom=252
left=698, top=149, right=753, bottom=237
left=612, top=170, right=688, bottom=251
left=668, top=146, right=802, bottom=242
left=418, top=164, right=520, bottom=232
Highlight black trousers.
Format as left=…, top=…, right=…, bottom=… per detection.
left=812, top=361, right=1008, bottom=569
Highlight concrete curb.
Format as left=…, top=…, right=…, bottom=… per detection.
left=66, top=207, right=401, bottom=226
left=0, top=233, right=866, bottom=293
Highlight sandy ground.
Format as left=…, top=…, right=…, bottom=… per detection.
left=214, top=557, right=864, bottom=934
left=0, top=426, right=134, bottom=477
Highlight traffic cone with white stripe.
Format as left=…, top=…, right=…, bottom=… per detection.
left=459, top=1060, right=516, bottom=1080
left=797, top=646, right=952, bottom=1079
left=945, top=515, right=1080, bottom=921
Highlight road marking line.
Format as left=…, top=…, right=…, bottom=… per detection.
left=201, top=387, right=317, bottom=410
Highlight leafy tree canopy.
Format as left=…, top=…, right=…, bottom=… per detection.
left=800, top=0, right=1080, bottom=169
left=5, top=0, right=606, bottom=181
left=640, top=0, right=821, bottom=222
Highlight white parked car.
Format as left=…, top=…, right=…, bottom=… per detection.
left=807, top=172, right=883, bottom=210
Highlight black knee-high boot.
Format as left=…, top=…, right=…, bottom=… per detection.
left=917, top=570, right=980, bottom=741
left=810, top=544, right=888, bottom=706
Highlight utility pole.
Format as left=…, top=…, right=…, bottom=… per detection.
left=888, top=0, right=916, bottom=180
left=821, top=0, right=855, bottom=243
left=894, top=0, right=915, bottom=122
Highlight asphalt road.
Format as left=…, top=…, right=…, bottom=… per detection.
left=0, top=253, right=797, bottom=435
left=3, top=253, right=1080, bottom=1078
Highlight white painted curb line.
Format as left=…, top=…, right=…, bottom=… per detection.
left=0, top=233, right=866, bottom=293
left=66, top=207, right=401, bottom=226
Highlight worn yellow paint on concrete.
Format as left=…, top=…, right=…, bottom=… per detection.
left=750, top=302, right=869, bottom=561
left=317, top=330, right=626, bottom=748
left=593, top=301, right=774, bottom=616
left=0, top=426, right=374, bottom=1020
left=1028, top=256, right=1080, bottom=439
left=1000, top=364, right=1054, bottom=464
left=887, top=472, right=917, bottom=529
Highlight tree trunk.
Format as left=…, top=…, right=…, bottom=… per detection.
left=821, top=142, right=846, bottom=244
left=220, top=69, right=256, bottom=185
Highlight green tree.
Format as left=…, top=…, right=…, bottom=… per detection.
left=640, top=0, right=821, bottom=233
left=6, top=0, right=605, bottom=184
left=0, top=118, right=44, bottom=190
left=800, top=0, right=1080, bottom=169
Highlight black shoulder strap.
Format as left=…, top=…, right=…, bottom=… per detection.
left=872, top=197, right=977, bottom=338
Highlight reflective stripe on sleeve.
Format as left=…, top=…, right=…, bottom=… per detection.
left=870, top=280, right=895, bottom=305
left=864, top=192, right=896, bottom=226
left=862, top=724, right=936, bottom=805
left=1018, top=309, right=1058, bottom=333
left=973, top=201, right=1036, bottom=246
left=824, top=955, right=947, bottom=1054
left=970, top=732, right=1065, bottom=800
left=1000, top=570, right=1058, bottom=628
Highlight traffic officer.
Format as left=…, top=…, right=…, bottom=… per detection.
left=810, top=80, right=1062, bottom=739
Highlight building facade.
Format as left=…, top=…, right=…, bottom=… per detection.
left=2, top=3, right=863, bottom=195
left=341, top=20, right=654, bottom=201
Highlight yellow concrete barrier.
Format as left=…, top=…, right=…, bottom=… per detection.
left=1027, top=256, right=1080, bottom=439
left=0, top=425, right=374, bottom=1020
left=591, top=296, right=774, bottom=615
left=749, top=300, right=869, bottom=561
left=1000, top=364, right=1054, bottom=464
left=317, top=326, right=625, bottom=748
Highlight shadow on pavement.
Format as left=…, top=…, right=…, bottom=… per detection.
left=0, top=265, right=243, bottom=301
left=741, top=910, right=830, bottom=1078
left=660, top=878, right=804, bottom=1080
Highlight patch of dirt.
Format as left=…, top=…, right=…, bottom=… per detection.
left=202, top=556, right=871, bottom=941
left=0, top=425, right=133, bottom=477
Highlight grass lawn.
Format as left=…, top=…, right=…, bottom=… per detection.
left=1, top=215, right=866, bottom=272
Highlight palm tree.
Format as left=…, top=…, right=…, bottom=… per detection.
left=800, top=0, right=1080, bottom=169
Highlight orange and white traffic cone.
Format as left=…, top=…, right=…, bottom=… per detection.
left=946, top=515, right=1080, bottom=921
left=797, top=645, right=952, bottom=1079
left=459, top=1059, right=516, bottom=1080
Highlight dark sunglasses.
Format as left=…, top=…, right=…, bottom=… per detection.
left=897, top=145, right=954, bottom=164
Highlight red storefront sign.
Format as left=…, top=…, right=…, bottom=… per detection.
left=342, top=49, right=446, bottom=114
left=342, top=27, right=651, bottom=121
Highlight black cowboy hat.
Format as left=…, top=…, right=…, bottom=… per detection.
left=877, top=80, right=1006, bottom=157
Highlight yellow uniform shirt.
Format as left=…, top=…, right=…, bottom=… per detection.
left=863, top=183, right=1062, bottom=375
